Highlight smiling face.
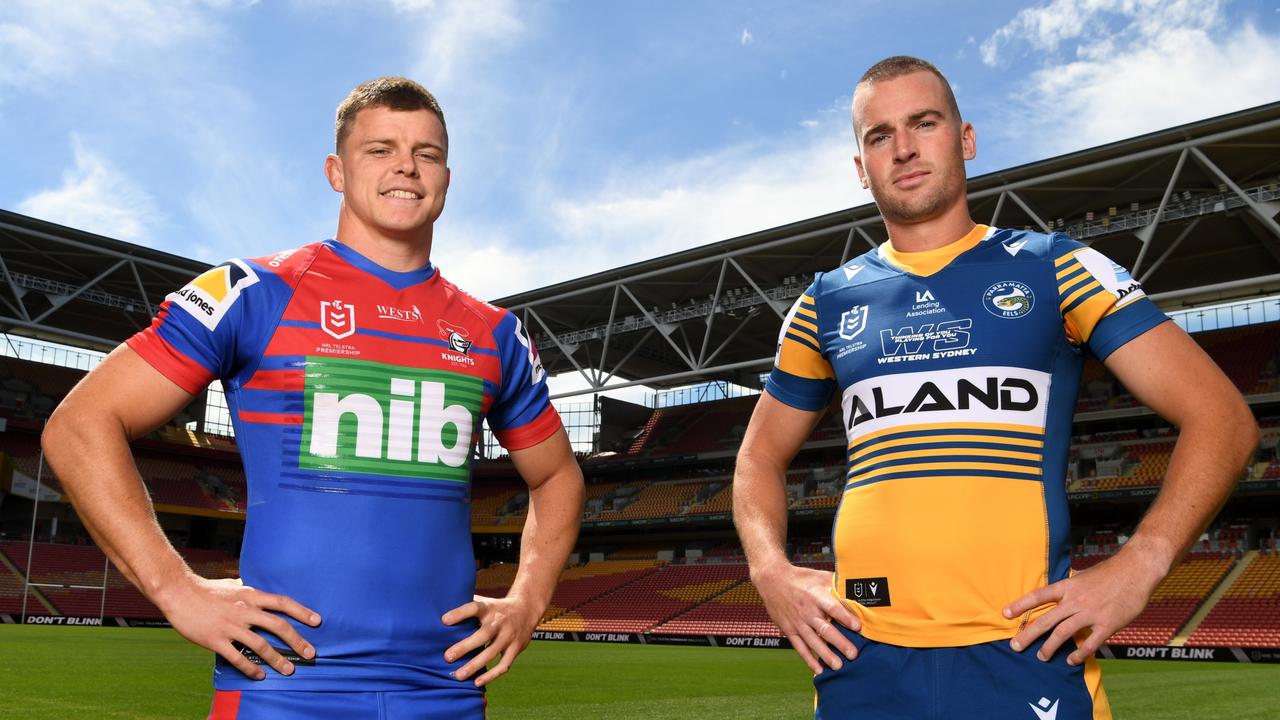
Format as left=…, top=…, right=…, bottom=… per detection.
left=852, top=71, right=975, bottom=228
left=324, top=105, right=450, bottom=246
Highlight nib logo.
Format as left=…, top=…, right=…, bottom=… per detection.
left=1029, top=697, right=1058, bottom=720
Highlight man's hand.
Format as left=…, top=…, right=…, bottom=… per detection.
left=1004, top=548, right=1163, bottom=666
left=754, top=561, right=860, bottom=674
left=154, top=574, right=321, bottom=680
left=442, top=594, right=542, bottom=687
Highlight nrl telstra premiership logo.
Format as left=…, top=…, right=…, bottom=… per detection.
left=321, top=300, right=356, bottom=339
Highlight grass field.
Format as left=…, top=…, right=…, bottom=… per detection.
left=1, top=626, right=1278, bottom=718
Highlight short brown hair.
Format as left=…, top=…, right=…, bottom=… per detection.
left=853, top=56, right=961, bottom=135
left=335, top=76, right=448, bottom=154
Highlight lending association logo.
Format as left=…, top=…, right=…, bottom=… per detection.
left=839, top=305, right=870, bottom=340
left=983, top=281, right=1034, bottom=319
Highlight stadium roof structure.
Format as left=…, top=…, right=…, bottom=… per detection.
left=496, top=101, right=1280, bottom=398
left=2, top=102, right=1279, bottom=396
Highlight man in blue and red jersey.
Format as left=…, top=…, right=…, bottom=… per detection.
left=733, top=56, right=1258, bottom=718
left=43, top=77, right=584, bottom=719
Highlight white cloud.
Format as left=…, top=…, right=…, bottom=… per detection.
left=392, top=0, right=524, bottom=94
left=982, top=0, right=1280, bottom=154
left=435, top=115, right=871, bottom=300
left=741, top=28, right=754, bottom=45
left=18, top=135, right=162, bottom=241
left=0, top=0, right=219, bottom=89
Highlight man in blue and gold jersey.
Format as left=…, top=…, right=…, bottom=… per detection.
left=733, top=56, right=1257, bottom=719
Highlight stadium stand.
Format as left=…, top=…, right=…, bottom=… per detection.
left=1187, top=552, right=1280, bottom=648
left=539, top=563, right=745, bottom=634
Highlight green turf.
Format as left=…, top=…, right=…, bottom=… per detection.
left=2, top=626, right=1279, bottom=719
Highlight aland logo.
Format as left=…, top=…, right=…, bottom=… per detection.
left=168, top=259, right=259, bottom=331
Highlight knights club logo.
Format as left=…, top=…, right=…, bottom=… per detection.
left=437, top=319, right=472, bottom=354
left=321, top=300, right=356, bottom=339
left=839, top=305, right=870, bottom=340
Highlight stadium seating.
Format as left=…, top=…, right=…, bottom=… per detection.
left=540, top=563, right=745, bottom=634
left=1187, top=552, right=1280, bottom=648
left=0, top=542, right=237, bottom=619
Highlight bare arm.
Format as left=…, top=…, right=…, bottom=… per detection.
left=734, top=392, right=859, bottom=673
left=1007, top=321, right=1258, bottom=663
left=42, top=345, right=320, bottom=679
left=443, top=427, right=583, bottom=686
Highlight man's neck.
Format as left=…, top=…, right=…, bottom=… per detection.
left=334, top=217, right=434, bottom=272
left=883, top=203, right=976, bottom=253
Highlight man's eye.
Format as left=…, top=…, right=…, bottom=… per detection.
left=370, top=148, right=390, bottom=156
left=871, top=134, right=889, bottom=145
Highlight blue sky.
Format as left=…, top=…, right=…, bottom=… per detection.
left=3, top=0, right=1280, bottom=303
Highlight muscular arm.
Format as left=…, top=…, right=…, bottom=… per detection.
left=444, top=427, right=583, bottom=686
left=42, top=345, right=320, bottom=679
left=1008, top=321, right=1258, bottom=663
left=734, top=392, right=859, bottom=673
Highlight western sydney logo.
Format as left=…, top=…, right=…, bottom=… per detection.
left=877, top=319, right=975, bottom=364
left=840, top=366, right=1050, bottom=437
left=983, top=281, right=1034, bottom=318
left=839, top=305, right=870, bottom=340
left=300, top=358, right=482, bottom=480
left=1029, top=697, right=1058, bottom=720
left=321, top=300, right=356, bottom=339
left=377, top=304, right=423, bottom=323
left=169, top=259, right=259, bottom=331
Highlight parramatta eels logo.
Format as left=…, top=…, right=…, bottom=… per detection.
left=983, top=281, right=1034, bottom=319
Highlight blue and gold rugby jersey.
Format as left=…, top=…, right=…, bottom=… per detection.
left=767, top=224, right=1167, bottom=647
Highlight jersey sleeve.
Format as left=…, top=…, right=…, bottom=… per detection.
left=764, top=278, right=837, bottom=411
left=486, top=313, right=562, bottom=451
left=1052, top=238, right=1168, bottom=361
left=125, top=259, right=260, bottom=394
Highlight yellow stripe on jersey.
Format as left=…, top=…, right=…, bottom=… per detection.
left=795, top=306, right=818, bottom=319
left=1053, top=248, right=1083, bottom=267
left=846, top=461, right=1044, bottom=482
left=848, top=432, right=1044, bottom=461
left=847, top=421, right=1045, bottom=448
left=1063, top=290, right=1120, bottom=346
left=1057, top=267, right=1093, bottom=295
left=849, top=447, right=1043, bottom=474
left=1059, top=279, right=1102, bottom=310
left=789, top=315, right=819, bottom=334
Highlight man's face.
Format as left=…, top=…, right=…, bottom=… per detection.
left=325, top=106, right=450, bottom=240
left=852, top=71, right=975, bottom=226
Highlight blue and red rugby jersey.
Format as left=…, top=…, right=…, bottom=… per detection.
left=128, top=239, right=561, bottom=693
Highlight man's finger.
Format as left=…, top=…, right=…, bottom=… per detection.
left=817, top=593, right=861, bottom=634
left=454, top=641, right=502, bottom=681
left=1039, top=615, right=1089, bottom=662
left=249, top=610, right=316, bottom=660
left=445, top=625, right=494, bottom=663
left=220, top=640, right=266, bottom=681
left=787, top=633, right=823, bottom=675
left=1011, top=603, right=1069, bottom=652
left=816, top=620, right=858, bottom=661
left=1004, top=582, right=1064, bottom=620
left=237, top=630, right=295, bottom=676
left=475, top=644, right=522, bottom=687
left=1067, top=628, right=1102, bottom=666
left=442, top=601, right=481, bottom=626
left=255, top=590, right=321, bottom=627
left=797, top=623, right=843, bottom=671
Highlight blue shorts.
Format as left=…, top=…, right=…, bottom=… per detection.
left=208, top=687, right=485, bottom=719
left=814, top=628, right=1111, bottom=720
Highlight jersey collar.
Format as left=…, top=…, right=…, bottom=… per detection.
left=323, top=239, right=438, bottom=290
left=878, top=224, right=993, bottom=277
